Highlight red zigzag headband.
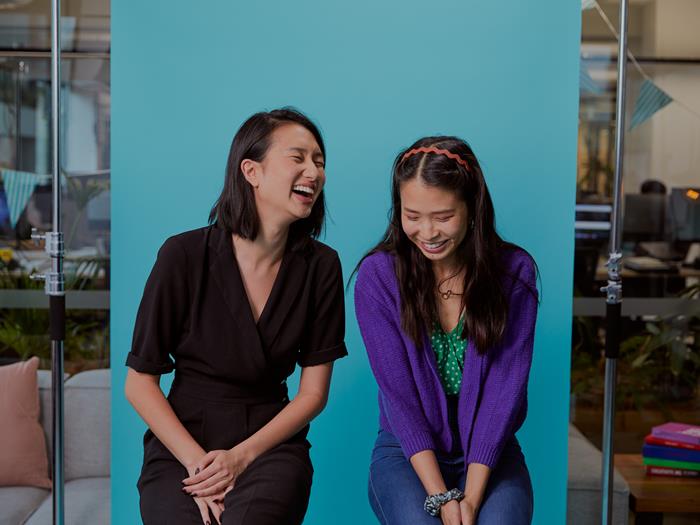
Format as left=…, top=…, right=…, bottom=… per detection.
left=401, top=146, right=470, bottom=171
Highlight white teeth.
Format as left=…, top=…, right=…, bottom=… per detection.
left=292, top=185, right=314, bottom=195
left=423, top=240, right=447, bottom=249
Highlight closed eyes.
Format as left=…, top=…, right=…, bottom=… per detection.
left=291, top=155, right=325, bottom=169
left=405, top=215, right=454, bottom=222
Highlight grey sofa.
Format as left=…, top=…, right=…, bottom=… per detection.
left=568, top=423, right=629, bottom=524
left=0, top=369, right=111, bottom=525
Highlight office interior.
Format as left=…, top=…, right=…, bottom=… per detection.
left=572, top=0, right=700, bottom=455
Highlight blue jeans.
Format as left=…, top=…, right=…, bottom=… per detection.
left=368, top=430, right=533, bottom=525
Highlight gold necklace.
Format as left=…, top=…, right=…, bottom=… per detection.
left=437, top=285, right=463, bottom=300
left=437, top=270, right=465, bottom=300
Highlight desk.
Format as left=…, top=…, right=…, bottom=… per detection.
left=572, top=297, right=699, bottom=317
left=614, top=454, right=700, bottom=525
left=595, top=257, right=700, bottom=281
left=594, top=256, right=700, bottom=301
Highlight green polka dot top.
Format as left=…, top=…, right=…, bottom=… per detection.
left=430, top=314, right=467, bottom=396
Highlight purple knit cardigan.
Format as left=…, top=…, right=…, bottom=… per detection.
left=354, top=249, right=538, bottom=469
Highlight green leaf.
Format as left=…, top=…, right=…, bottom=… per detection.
left=631, top=353, right=650, bottom=368
left=620, top=335, right=648, bottom=353
left=669, top=339, right=689, bottom=376
left=645, top=322, right=660, bottom=335
left=687, top=352, right=700, bottom=366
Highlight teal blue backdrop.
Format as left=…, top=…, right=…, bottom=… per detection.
left=112, top=1, right=580, bottom=523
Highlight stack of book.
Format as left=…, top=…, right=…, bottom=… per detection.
left=643, top=422, right=700, bottom=478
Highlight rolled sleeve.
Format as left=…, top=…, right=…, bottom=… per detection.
left=125, top=237, right=189, bottom=375
left=298, top=250, right=348, bottom=367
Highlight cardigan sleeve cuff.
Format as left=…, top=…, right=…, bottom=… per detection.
left=400, top=430, right=437, bottom=459
left=466, top=441, right=503, bottom=469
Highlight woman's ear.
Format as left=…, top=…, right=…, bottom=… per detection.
left=240, top=159, right=260, bottom=189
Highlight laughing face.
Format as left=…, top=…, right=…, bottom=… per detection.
left=242, top=123, right=325, bottom=225
left=399, top=176, right=469, bottom=266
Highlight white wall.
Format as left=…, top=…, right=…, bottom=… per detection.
left=643, top=0, right=700, bottom=191
left=653, top=0, right=700, bottom=58
left=648, top=67, right=700, bottom=189
left=610, top=0, right=700, bottom=193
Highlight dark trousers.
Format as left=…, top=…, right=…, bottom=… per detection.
left=137, top=385, right=312, bottom=525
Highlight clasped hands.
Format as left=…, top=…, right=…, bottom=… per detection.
left=440, top=498, right=478, bottom=525
left=181, top=446, right=253, bottom=525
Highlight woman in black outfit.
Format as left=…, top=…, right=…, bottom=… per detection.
left=124, top=108, right=347, bottom=525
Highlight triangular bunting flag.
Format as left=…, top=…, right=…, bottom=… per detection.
left=580, top=64, right=604, bottom=95
left=582, top=0, right=596, bottom=10
left=0, top=169, right=50, bottom=228
left=629, top=79, right=673, bottom=130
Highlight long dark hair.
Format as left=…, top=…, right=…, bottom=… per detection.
left=209, top=108, right=326, bottom=251
left=356, top=136, right=537, bottom=354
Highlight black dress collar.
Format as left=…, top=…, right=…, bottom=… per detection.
left=208, top=223, right=308, bottom=363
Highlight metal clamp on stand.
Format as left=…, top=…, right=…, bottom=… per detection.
left=30, top=229, right=65, bottom=297
left=601, top=251, right=622, bottom=304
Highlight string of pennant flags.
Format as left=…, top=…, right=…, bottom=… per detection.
left=580, top=0, right=700, bottom=129
left=0, top=169, right=52, bottom=229
left=0, top=168, right=107, bottom=229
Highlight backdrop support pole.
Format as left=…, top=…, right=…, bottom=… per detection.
left=600, top=0, right=629, bottom=523
left=30, top=0, right=66, bottom=523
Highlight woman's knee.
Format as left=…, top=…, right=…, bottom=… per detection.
left=221, top=448, right=312, bottom=525
left=476, top=472, right=533, bottom=524
left=368, top=461, right=437, bottom=525
left=477, top=498, right=533, bottom=525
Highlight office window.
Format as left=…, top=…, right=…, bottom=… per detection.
left=0, top=2, right=110, bottom=373
left=572, top=1, right=700, bottom=454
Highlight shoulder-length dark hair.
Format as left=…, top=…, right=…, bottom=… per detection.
left=357, top=136, right=537, bottom=354
left=209, top=108, right=326, bottom=251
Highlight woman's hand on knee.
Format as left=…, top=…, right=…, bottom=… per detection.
left=459, top=499, right=477, bottom=525
left=198, top=485, right=233, bottom=525
left=192, top=495, right=220, bottom=525
left=182, top=448, right=251, bottom=497
left=440, top=500, right=464, bottom=525
left=184, top=463, right=225, bottom=525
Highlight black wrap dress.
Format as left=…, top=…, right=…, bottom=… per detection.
left=126, top=223, right=348, bottom=524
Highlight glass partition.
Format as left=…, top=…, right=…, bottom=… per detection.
left=572, top=1, right=700, bottom=457
left=0, top=5, right=110, bottom=373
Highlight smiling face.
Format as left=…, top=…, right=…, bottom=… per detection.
left=400, top=176, right=469, bottom=267
left=242, top=123, right=325, bottom=226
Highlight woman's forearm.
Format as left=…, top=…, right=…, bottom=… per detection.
left=464, top=462, right=491, bottom=509
left=236, top=363, right=333, bottom=463
left=410, top=450, right=449, bottom=495
left=236, top=390, right=325, bottom=462
left=124, top=368, right=204, bottom=469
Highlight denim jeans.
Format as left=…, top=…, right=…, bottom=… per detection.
left=368, top=429, right=533, bottom=525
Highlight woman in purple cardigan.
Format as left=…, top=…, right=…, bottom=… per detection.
left=354, top=136, right=539, bottom=525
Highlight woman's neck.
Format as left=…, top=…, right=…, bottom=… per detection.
left=233, top=220, right=288, bottom=270
left=431, top=256, right=463, bottom=282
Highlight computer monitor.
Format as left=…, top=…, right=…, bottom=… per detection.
left=575, top=203, right=611, bottom=243
left=622, top=193, right=667, bottom=242
left=669, top=187, right=700, bottom=242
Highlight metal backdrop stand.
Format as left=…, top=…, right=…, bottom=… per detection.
left=30, top=0, right=65, bottom=523
left=600, top=0, right=629, bottom=524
